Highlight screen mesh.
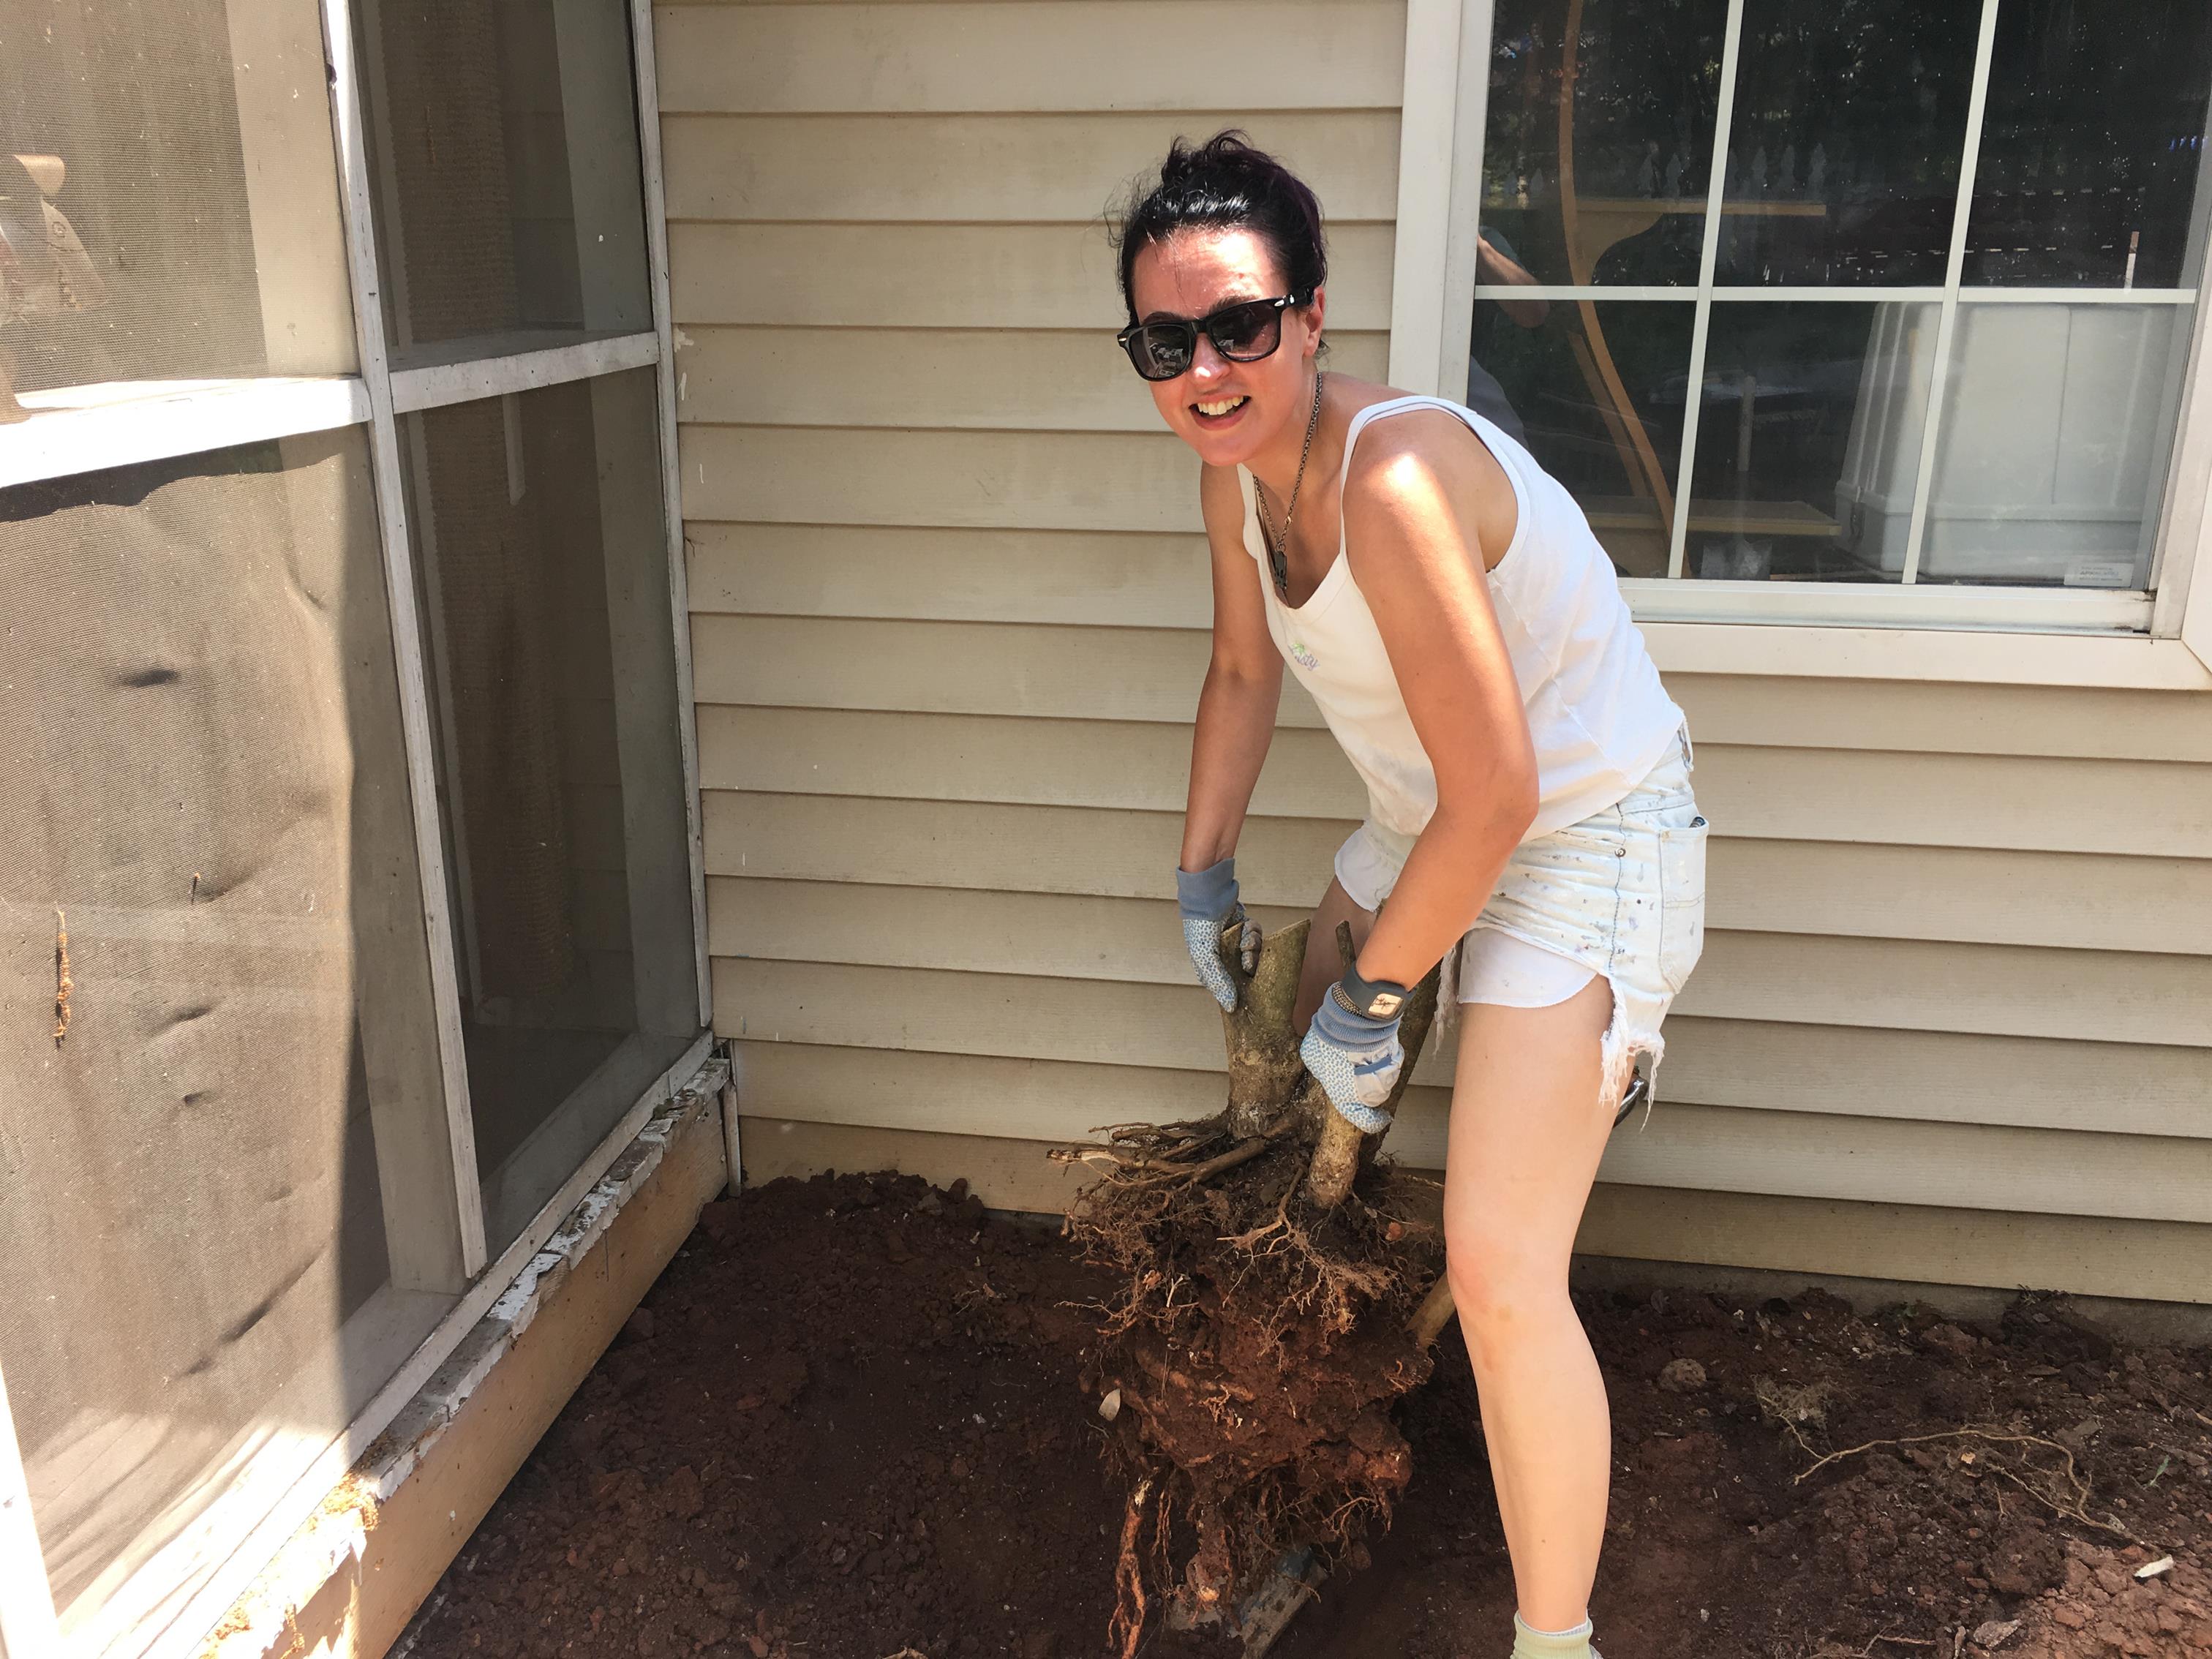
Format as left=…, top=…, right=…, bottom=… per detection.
left=403, top=369, right=696, bottom=1252
left=0, top=0, right=355, bottom=405
left=357, top=0, right=653, bottom=365
left=0, top=429, right=445, bottom=1630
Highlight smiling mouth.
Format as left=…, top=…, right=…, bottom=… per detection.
left=1192, top=396, right=1249, bottom=422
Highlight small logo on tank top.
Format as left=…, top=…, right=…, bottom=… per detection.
left=1289, top=639, right=1320, bottom=671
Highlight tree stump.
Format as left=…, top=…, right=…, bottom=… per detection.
left=1056, top=916, right=1450, bottom=1656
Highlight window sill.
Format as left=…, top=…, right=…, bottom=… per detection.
left=0, top=377, right=370, bottom=489
left=1642, top=617, right=2212, bottom=691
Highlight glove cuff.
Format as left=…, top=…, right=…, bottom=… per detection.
left=1333, top=964, right=1411, bottom=1020
left=1309, top=982, right=1402, bottom=1047
left=1175, top=856, right=1238, bottom=921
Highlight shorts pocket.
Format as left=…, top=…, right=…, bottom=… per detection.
left=1656, top=813, right=1709, bottom=994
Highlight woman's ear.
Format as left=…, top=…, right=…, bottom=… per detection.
left=1301, top=285, right=1328, bottom=357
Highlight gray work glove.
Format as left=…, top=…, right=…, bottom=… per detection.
left=1299, top=980, right=1406, bottom=1134
left=1177, top=857, right=1260, bottom=1012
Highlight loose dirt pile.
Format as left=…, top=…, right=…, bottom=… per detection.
left=399, top=1172, right=2212, bottom=1659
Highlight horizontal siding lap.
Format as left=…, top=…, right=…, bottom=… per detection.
left=710, top=958, right=2212, bottom=1136
left=654, top=3, right=1407, bottom=114
left=685, top=524, right=1216, bottom=625
left=701, top=789, right=2212, bottom=955
left=660, top=111, right=1402, bottom=222
left=667, top=222, right=1396, bottom=329
left=707, top=877, right=2212, bottom=1046
left=676, top=327, right=1390, bottom=431
left=696, top=705, right=2212, bottom=858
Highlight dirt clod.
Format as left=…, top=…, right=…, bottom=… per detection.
left=1659, top=1357, right=1709, bottom=1393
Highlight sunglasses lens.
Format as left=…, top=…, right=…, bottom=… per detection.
left=1209, top=301, right=1283, bottom=360
left=1127, top=323, right=1194, bottom=380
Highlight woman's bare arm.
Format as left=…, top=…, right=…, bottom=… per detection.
left=1180, top=463, right=1284, bottom=871
left=1339, top=417, right=1538, bottom=985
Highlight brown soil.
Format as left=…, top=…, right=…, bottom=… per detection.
left=402, top=1172, right=2212, bottom=1659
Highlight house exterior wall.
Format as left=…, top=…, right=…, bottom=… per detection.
left=661, top=0, right=2212, bottom=1302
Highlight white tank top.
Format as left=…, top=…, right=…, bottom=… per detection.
left=1238, top=394, right=1684, bottom=897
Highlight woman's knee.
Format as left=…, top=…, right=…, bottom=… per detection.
left=1444, top=1224, right=1571, bottom=1355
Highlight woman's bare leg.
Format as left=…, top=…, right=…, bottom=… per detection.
left=1445, top=974, right=1617, bottom=1634
left=1293, top=876, right=1374, bottom=1034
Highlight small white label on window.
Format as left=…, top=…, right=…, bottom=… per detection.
left=2063, top=560, right=2136, bottom=589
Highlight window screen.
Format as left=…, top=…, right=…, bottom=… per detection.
left=401, top=369, right=696, bottom=1252
left=0, top=431, right=449, bottom=1638
left=356, top=0, right=654, bottom=367
left=0, top=0, right=355, bottom=407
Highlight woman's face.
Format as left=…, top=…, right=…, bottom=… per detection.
left=1127, top=226, right=1324, bottom=470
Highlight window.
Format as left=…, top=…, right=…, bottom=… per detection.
left=1467, top=0, right=2212, bottom=631
left=0, top=2, right=702, bottom=1656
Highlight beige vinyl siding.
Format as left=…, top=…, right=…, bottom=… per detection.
left=662, top=0, right=2212, bottom=1300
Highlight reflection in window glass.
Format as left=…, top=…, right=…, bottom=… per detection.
left=1921, top=304, right=2190, bottom=587
left=402, top=370, right=698, bottom=1252
left=1715, top=1, right=1979, bottom=287
left=0, top=432, right=447, bottom=1633
left=358, top=0, right=653, bottom=366
left=1966, top=0, right=2212, bottom=288
left=1481, top=0, right=1728, bottom=287
left=1470, top=298, right=1695, bottom=575
left=0, top=0, right=355, bottom=407
left=1687, top=301, right=1937, bottom=580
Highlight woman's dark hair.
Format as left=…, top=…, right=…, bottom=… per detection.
left=1112, top=130, right=1328, bottom=324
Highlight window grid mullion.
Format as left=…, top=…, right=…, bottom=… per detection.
left=1898, top=0, right=2005, bottom=587
left=319, top=0, right=489, bottom=1282
left=1663, top=0, right=1750, bottom=579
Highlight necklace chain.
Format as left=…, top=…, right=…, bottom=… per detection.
left=1257, top=369, right=1325, bottom=601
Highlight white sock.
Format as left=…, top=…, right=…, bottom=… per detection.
left=1510, top=1611, right=1595, bottom=1659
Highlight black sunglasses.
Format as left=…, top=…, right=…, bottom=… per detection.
left=1116, top=293, right=1310, bottom=382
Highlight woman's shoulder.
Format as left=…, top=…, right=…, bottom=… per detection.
left=1339, top=394, right=1510, bottom=516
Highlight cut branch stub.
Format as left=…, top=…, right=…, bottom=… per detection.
left=1304, top=936, right=1443, bottom=1211
left=1218, top=916, right=1312, bottom=1139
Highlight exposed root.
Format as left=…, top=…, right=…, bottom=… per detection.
left=53, top=906, right=70, bottom=1045
left=1061, top=917, right=1448, bottom=1630
left=1790, top=1426, right=2148, bottom=1547
left=1108, top=1475, right=1155, bottom=1659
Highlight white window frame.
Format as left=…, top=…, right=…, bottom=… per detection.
left=0, top=1, right=713, bottom=1655
left=1391, top=0, right=2212, bottom=688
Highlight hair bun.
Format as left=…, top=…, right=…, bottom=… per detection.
left=1113, top=129, right=1328, bottom=322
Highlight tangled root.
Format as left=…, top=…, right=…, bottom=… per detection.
left=1063, top=1099, right=1445, bottom=1638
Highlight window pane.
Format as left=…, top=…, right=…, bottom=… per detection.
left=0, top=0, right=356, bottom=409
left=1920, top=302, right=2189, bottom=587
left=1682, top=300, right=1938, bottom=580
left=1713, top=1, right=1980, bottom=287
left=401, top=369, right=697, bottom=1252
left=358, top=0, right=654, bottom=366
left=0, top=432, right=448, bottom=1633
left=1470, top=297, right=1696, bottom=575
left=1480, top=0, right=1730, bottom=287
left=1965, top=0, right=2212, bottom=288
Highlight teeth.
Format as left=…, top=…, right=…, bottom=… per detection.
left=1195, top=396, right=1246, bottom=417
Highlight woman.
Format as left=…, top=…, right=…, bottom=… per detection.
left=1116, top=132, right=1708, bottom=1659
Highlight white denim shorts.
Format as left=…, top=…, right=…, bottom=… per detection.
left=1333, top=729, right=1709, bottom=1112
